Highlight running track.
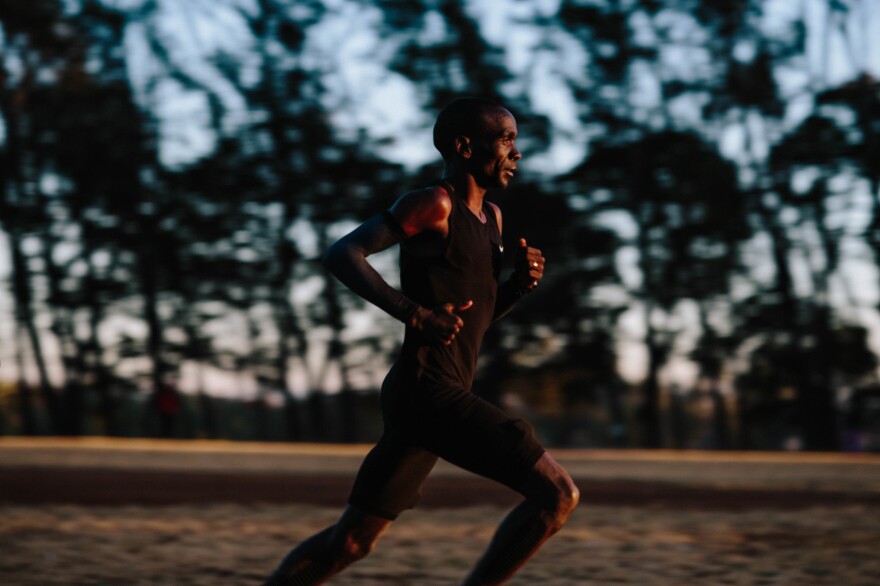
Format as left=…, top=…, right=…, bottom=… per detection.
left=2, top=438, right=879, bottom=510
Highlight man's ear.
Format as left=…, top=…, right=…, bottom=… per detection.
left=454, top=135, right=472, bottom=159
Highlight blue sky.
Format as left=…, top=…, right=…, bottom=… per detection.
left=110, top=0, right=880, bottom=174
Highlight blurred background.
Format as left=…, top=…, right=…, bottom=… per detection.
left=1, top=0, right=879, bottom=452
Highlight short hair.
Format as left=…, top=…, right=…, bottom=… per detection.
left=433, top=97, right=508, bottom=160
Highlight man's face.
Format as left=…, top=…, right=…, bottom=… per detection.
left=471, top=109, right=521, bottom=189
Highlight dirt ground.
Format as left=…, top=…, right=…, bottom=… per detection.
left=2, top=503, right=879, bottom=585
left=1, top=439, right=879, bottom=585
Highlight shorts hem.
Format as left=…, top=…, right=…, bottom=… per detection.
left=508, top=446, right=546, bottom=493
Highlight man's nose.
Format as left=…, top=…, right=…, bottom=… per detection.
left=511, top=146, right=521, bottom=160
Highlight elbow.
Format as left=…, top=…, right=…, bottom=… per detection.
left=322, top=239, right=360, bottom=275
left=322, top=243, right=347, bottom=278
left=322, top=242, right=340, bottom=271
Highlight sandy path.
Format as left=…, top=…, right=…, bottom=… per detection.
left=1, top=503, right=878, bottom=585
left=1, top=439, right=879, bottom=585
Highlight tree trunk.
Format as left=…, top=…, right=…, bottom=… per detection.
left=86, top=269, right=118, bottom=435
left=641, top=323, right=664, bottom=449
left=136, top=202, right=166, bottom=435
left=14, top=321, right=38, bottom=435
left=10, top=230, right=62, bottom=432
left=255, top=0, right=309, bottom=440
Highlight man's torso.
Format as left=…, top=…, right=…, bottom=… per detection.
left=395, top=187, right=502, bottom=391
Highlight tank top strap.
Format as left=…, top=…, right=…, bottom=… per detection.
left=427, top=178, right=495, bottom=230
left=483, top=201, right=501, bottom=240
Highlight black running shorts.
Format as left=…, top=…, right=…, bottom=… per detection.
left=348, top=382, right=545, bottom=520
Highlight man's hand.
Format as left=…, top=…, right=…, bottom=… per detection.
left=410, top=301, right=474, bottom=345
left=513, top=238, right=544, bottom=291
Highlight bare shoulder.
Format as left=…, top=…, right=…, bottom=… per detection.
left=487, top=201, right=503, bottom=234
left=389, top=186, right=453, bottom=237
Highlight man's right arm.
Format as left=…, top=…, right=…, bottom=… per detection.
left=322, top=188, right=467, bottom=345
left=323, top=213, right=419, bottom=323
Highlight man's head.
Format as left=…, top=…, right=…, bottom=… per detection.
left=433, top=97, right=521, bottom=189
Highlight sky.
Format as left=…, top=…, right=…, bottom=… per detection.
left=57, top=0, right=873, bottom=180
left=1, top=0, right=879, bottom=397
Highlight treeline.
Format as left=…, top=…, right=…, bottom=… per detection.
left=1, top=0, right=879, bottom=451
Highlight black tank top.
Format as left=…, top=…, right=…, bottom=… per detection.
left=396, top=182, right=503, bottom=390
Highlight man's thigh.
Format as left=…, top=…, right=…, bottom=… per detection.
left=412, top=392, right=546, bottom=492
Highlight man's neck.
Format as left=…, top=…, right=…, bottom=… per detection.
left=441, top=173, right=487, bottom=218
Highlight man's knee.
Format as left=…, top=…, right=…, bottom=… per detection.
left=548, top=474, right=579, bottom=524
left=329, top=509, right=391, bottom=564
left=525, top=454, right=580, bottom=525
left=334, top=530, right=379, bottom=563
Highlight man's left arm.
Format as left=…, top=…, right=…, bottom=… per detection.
left=494, top=235, right=544, bottom=322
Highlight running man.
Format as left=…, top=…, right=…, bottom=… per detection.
left=264, top=97, right=579, bottom=585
